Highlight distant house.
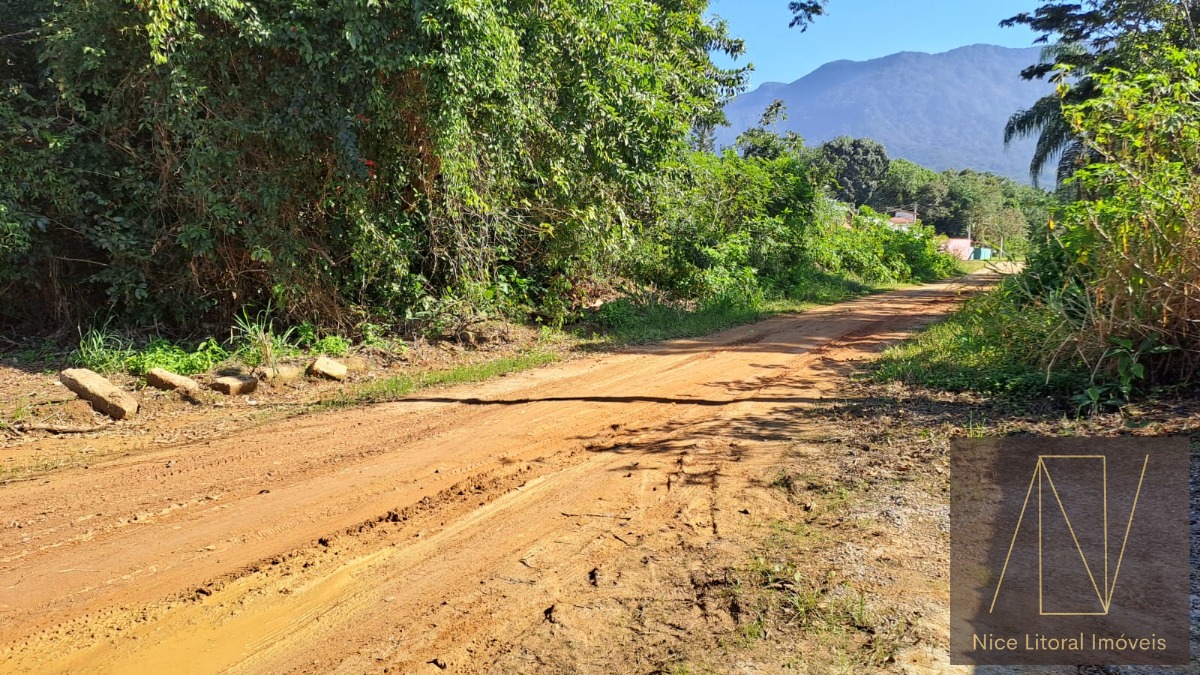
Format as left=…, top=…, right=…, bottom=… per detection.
left=941, top=238, right=973, bottom=261
left=888, top=209, right=918, bottom=231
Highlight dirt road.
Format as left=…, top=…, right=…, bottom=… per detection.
left=0, top=275, right=994, bottom=673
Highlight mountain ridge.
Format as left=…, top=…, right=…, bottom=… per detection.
left=718, top=44, right=1055, bottom=184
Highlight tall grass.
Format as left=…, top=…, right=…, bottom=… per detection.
left=72, top=327, right=132, bottom=374
left=1046, top=51, right=1200, bottom=389
left=871, top=278, right=1086, bottom=398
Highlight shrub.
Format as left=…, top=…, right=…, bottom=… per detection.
left=1032, top=49, right=1200, bottom=390
left=1, top=0, right=743, bottom=332
left=872, top=278, right=1086, bottom=398
left=311, top=335, right=351, bottom=357
left=124, top=338, right=230, bottom=376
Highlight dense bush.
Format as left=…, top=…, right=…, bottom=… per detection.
left=1012, top=48, right=1200, bottom=393
left=629, top=151, right=958, bottom=305
left=1, top=0, right=742, bottom=332
left=3, top=1, right=965, bottom=342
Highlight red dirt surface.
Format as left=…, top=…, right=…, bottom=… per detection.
left=0, top=274, right=995, bottom=674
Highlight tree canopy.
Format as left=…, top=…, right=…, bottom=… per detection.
left=817, top=137, right=890, bottom=207
left=1, top=0, right=746, bottom=329
left=1002, top=0, right=1200, bottom=184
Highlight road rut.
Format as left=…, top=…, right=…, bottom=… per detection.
left=0, top=275, right=992, bottom=673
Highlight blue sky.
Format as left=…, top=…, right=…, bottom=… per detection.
left=708, top=1, right=1044, bottom=88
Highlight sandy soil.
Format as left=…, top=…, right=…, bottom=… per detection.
left=0, top=274, right=998, bottom=674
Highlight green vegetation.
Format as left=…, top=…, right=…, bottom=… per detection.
left=874, top=5, right=1200, bottom=410
left=596, top=297, right=767, bottom=345
left=71, top=328, right=231, bottom=377
left=871, top=280, right=1086, bottom=398
left=329, top=351, right=560, bottom=407
left=1, top=0, right=743, bottom=333
left=123, top=338, right=230, bottom=377
left=71, top=328, right=135, bottom=376
left=1, top=0, right=966, bottom=350
left=230, top=307, right=298, bottom=369
left=1001, top=1, right=1200, bottom=184
left=867, top=159, right=1054, bottom=258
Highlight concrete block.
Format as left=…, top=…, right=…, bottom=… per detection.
left=59, top=368, right=139, bottom=420
left=309, top=356, right=348, bottom=381
left=145, top=368, right=200, bottom=393
left=211, top=375, right=258, bottom=395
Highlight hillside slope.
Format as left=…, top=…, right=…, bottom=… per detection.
left=718, top=45, right=1055, bottom=183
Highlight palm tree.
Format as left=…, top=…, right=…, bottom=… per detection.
left=1003, top=43, right=1097, bottom=187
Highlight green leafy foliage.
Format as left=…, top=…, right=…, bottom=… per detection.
left=5, top=0, right=966, bottom=348
left=1046, top=48, right=1200, bottom=387
left=311, top=336, right=350, bottom=357
left=871, top=278, right=1086, bottom=398
left=817, top=137, right=890, bottom=206
left=124, top=338, right=230, bottom=376
left=71, top=330, right=229, bottom=376
left=879, top=49, right=1200, bottom=404
left=1001, top=1, right=1200, bottom=183
left=2, top=0, right=744, bottom=331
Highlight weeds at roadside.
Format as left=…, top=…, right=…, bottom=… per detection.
left=723, top=555, right=908, bottom=669
left=593, top=296, right=765, bottom=344
left=295, top=321, right=352, bottom=357
left=72, top=326, right=133, bottom=375
left=231, top=305, right=298, bottom=369
left=712, top=466, right=914, bottom=671
left=870, top=280, right=1086, bottom=400
left=325, top=351, right=560, bottom=407
left=310, top=335, right=350, bottom=357
left=123, top=338, right=230, bottom=376
left=5, top=396, right=33, bottom=424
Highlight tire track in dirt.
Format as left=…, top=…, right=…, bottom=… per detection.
left=0, top=273, right=997, bottom=673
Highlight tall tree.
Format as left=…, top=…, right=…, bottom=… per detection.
left=818, top=137, right=889, bottom=206
left=1001, top=1, right=1200, bottom=184
left=735, top=100, right=802, bottom=160
left=871, top=159, right=938, bottom=212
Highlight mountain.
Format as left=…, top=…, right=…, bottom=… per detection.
left=717, top=45, right=1056, bottom=184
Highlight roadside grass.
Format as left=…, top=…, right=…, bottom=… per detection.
left=63, top=306, right=359, bottom=380
left=713, top=473, right=911, bottom=671
left=231, top=306, right=299, bottom=369
left=39, top=264, right=955, bottom=421
left=73, top=327, right=134, bottom=375
left=310, top=335, right=350, bottom=357
left=955, top=259, right=994, bottom=275
left=593, top=273, right=894, bottom=345
left=325, top=351, right=560, bottom=407
left=868, top=280, right=1086, bottom=399
left=71, top=330, right=231, bottom=377
left=593, top=297, right=767, bottom=344
left=123, top=338, right=230, bottom=376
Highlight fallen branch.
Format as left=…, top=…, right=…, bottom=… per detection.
left=12, top=422, right=111, bottom=434
left=561, top=512, right=632, bottom=520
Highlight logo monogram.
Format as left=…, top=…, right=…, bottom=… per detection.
left=989, top=455, right=1149, bottom=616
